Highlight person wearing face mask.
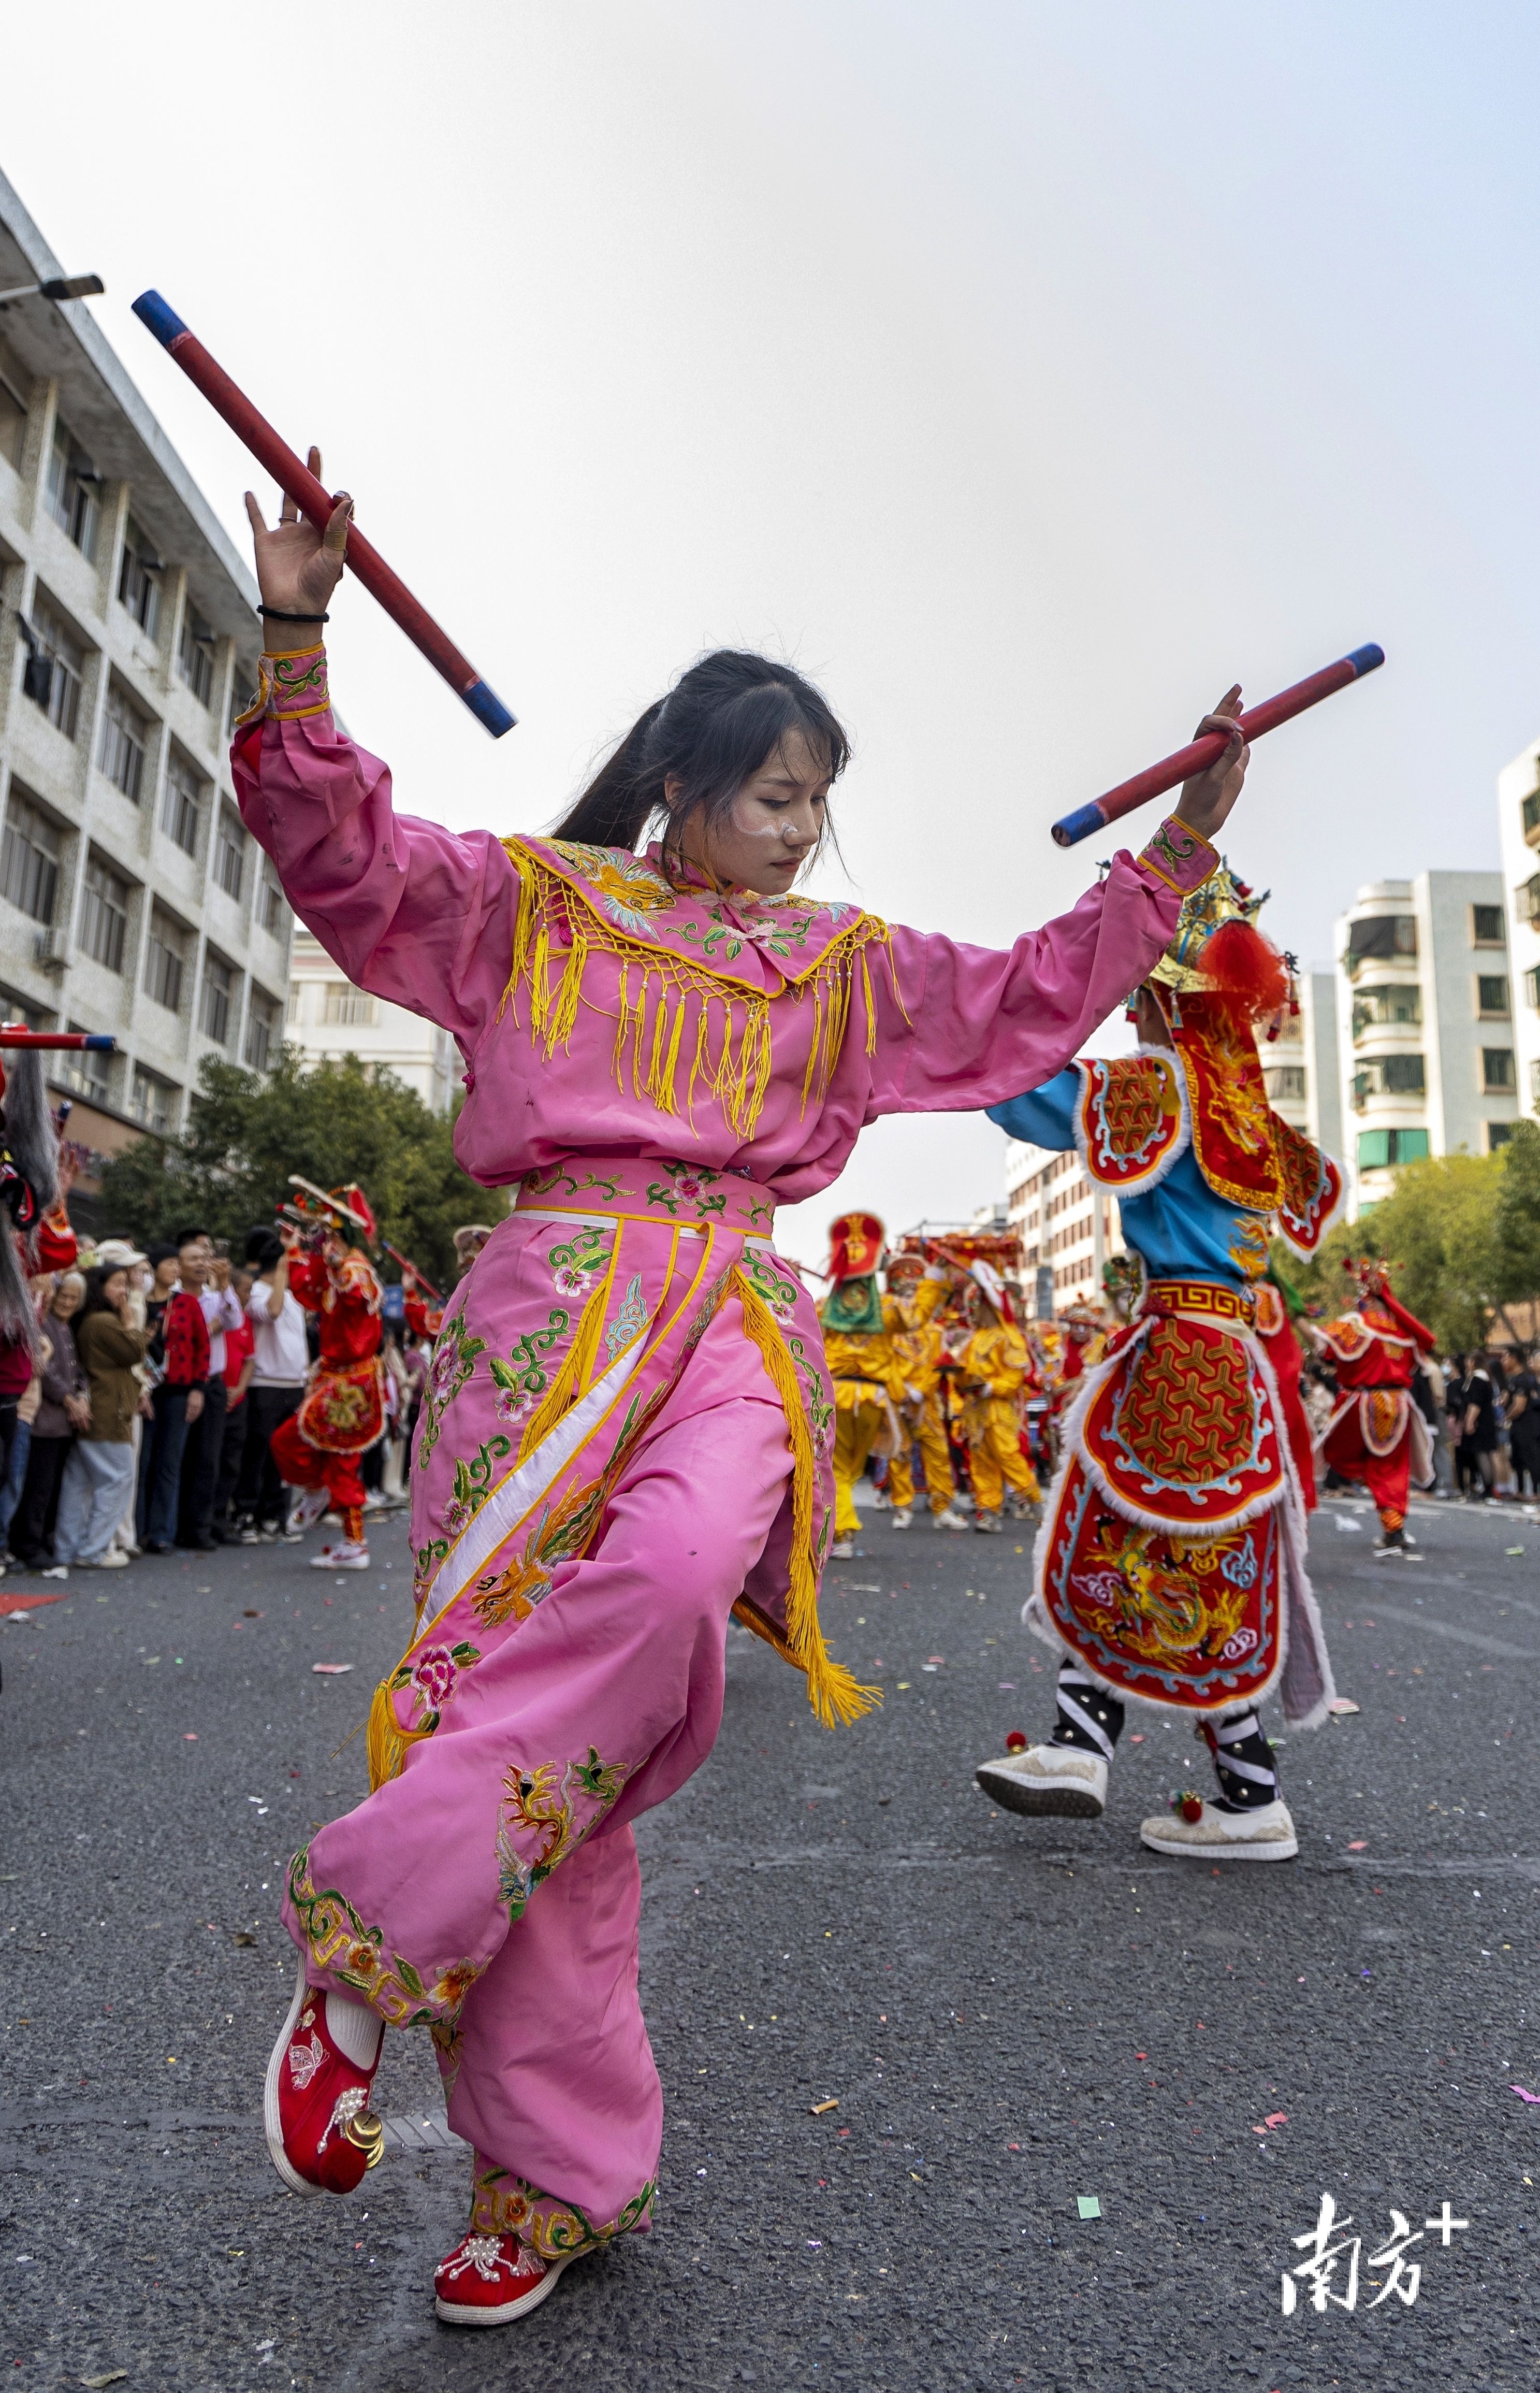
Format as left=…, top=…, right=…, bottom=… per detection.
left=237, top=457, right=1246, bottom=2326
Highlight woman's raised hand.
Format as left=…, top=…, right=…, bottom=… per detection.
left=243, top=445, right=352, bottom=628
left=1175, top=685, right=1249, bottom=845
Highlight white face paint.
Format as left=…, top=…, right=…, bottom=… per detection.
left=669, top=727, right=832, bottom=899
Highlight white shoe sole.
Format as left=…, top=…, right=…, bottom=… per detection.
left=264, top=1953, right=325, bottom=2197
left=435, top=2252, right=574, bottom=2326
left=1138, top=1822, right=1298, bottom=1862
left=310, top=1549, right=369, bottom=1569
left=975, top=1760, right=1105, bottom=1820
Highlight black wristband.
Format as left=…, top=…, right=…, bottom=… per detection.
left=258, top=605, right=330, bottom=624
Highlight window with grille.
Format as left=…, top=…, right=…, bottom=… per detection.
left=200, top=952, right=233, bottom=1044
left=215, top=807, right=246, bottom=901
left=1489, top=1122, right=1517, bottom=1152
left=24, top=596, right=85, bottom=741
left=226, top=658, right=257, bottom=737
left=1477, top=975, right=1510, bottom=1017
left=43, top=416, right=99, bottom=559
left=177, top=603, right=215, bottom=706
left=323, top=981, right=376, bottom=1027
left=1357, top=1127, right=1430, bottom=1169
left=98, top=682, right=150, bottom=803
left=161, top=753, right=203, bottom=857
left=57, top=1022, right=110, bottom=1106
left=1482, top=1047, right=1516, bottom=1093
left=79, top=856, right=128, bottom=974
left=1265, top=1064, right=1306, bottom=1102
left=256, top=864, right=285, bottom=935
left=1472, top=903, right=1505, bottom=946
left=1352, top=1053, right=1426, bottom=1103
left=0, top=370, right=26, bottom=472
left=116, top=517, right=163, bottom=638
left=130, top=1066, right=177, bottom=1134
left=1351, top=982, right=1422, bottom=1038
left=244, top=991, right=279, bottom=1072
left=1525, top=790, right=1540, bottom=843
left=0, top=790, right=60, bottom=926
left=1345, top=914, right=1417, bottom=972
left=144, top=907, right=187, bottom=1014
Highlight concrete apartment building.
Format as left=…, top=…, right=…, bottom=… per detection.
left=0, top=169, right=283, bottom=1205
left=1497, top=736, right=1540, bottom=1121
left=1003, top=1137, right=1125, bottom=1317
left=1258, top=971, right=1343, bottom=1160
left=286, top=926, right=458, bottom=1114
left=1334, top=871, right=1516, bottom=1214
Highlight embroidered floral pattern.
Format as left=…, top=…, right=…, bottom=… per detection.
left=470, top=2161, right=656, bottom=2258
left=604, top=1272, right=650, bottom=1361
left=739, top=1246, right=800, bottom=1320
left=495, top=1746, right=630, bottom=1923
left=442, top=1433, right=514, bottom=1540
left=488, top=1308, right=571, bottom=1426
left=285, top=1848, right=483, bottom=2027
left=385, top=1638, right=482, bottom=1734
left=417, top=1313, right=488, bottom=1466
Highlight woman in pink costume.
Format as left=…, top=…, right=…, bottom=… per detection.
left=245, top=465, right=1247, bottom=2327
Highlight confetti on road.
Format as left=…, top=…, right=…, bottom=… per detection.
left=1511, top=2084, right=1540, bottom=2105
left=1347, top=1840, right=1369, bottom=1851
left=1335, top=1515, right=1363, bottom=1532
left=182, top=1733, right=198, bottom=1741
left=1507, top=1547, right=1525, bottom=1556
left=1328, top=1698, right=1361, bottom=1716
left=312, top=1663, right=354, bottom=1675
left=79, top=2373, right=129, bottom=2389
left=810, top=2098, right=839, bottom=2115
left=1077, top=2194, right=1101, bottom=2219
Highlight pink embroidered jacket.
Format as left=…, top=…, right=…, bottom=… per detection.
left=233, top=670, right=1216, bottom=1205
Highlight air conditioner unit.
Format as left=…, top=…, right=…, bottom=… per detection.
left=33, top=929, right=67, bottom=971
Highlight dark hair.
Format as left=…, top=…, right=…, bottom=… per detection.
left=176, top=1224, right=210, bottom=1249
left=81, top=1262, right=127, bottom=1317
left=553, top=650, right=850, bottom=877
left=146, top=1241, right=178, bottom=1268
left=245, top=1226, right=283, bottom=1269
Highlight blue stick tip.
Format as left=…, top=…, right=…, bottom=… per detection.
left=463, top=679, right=517, bottom=738
left=130, top=290, right=188, bottom=348
left=1051, top=800, right=1107, bottom=849
left=1346, top=642, right=1385, bottom=676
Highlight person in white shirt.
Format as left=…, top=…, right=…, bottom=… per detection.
left=175, top=1229, right=245, bottom=1550
left=235, top=1226, right=311, bottom=1541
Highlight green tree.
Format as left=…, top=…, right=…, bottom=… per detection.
left=1280, top=1149, right=1504, bottom=1352
left=1491, top=1118, right=1540, bottom=1328
left=97, top=1048, right=501, bottom=1289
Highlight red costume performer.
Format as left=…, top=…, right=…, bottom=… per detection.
left=1255, top=1275, right=1316, bottom=1514
left=1311, top=1266, right=1435, bottom=1551
left=269, top=1180, right=386, bottom=1565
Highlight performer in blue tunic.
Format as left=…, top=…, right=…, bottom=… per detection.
left=975, top=869, right=1342, bottom=1862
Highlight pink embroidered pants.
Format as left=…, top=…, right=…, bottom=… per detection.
left=285, top=1317, right=794, bottom=2247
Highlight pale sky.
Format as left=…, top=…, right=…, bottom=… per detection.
left=5, top=2, right=1537, bottom=1270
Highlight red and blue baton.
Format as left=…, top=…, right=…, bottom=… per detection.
left=1050, top=644, right=1384, bottom=848
left=130, top=291, right=515, bottom=739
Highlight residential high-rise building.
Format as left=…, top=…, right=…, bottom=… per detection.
left=1497, top=735, right=1540, bottom=1123
left=1334, top=872, right=1516, bottom=1214
left=0, top=168, right=283, bottom=1212
left=285, top=927, right=458, bottom=1114
left=1259, top=971, right=1343, bottom=1162
left=1003, top=1135, right=1124, bottom=1316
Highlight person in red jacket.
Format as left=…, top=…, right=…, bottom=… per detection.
left=0, top=1055, right=76, bottom=1563
left=269, top=1181, right=386, bottom=1570
left=1311, top=1260, right=1435, bottom=1555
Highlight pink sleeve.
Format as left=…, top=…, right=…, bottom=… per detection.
left=232, top=706, right=518, bottom=1048
left=866, top=819, right=1215, bottom=1115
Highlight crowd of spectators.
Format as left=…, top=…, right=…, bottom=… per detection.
left=1301, top=1343, right=1540, bottom=1505
left=0, top=1224, right=429, bottom=1581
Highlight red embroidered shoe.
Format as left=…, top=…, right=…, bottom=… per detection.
left=433, top=2230, right=574, bottom=2326
left=264, top=1954, right=385, bottom=2196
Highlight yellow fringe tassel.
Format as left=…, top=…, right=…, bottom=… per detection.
left=498, top=840, right=903, bottom=1142
left=515, top=1273, right=612, bottom=1461
left=735, top=1273, right=882, bottom=1728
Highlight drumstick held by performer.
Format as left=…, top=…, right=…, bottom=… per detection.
left=238, top=450, right=1246, bottom=2327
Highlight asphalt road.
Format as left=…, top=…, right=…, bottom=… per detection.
left=1, top=1486, right=1536, bottom=2392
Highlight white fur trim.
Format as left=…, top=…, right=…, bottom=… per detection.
left=1070, top=1049, right=1191, bottom=1196
left=1272, top=1144, right=1346, bottom=1257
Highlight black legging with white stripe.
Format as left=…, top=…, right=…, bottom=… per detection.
left=1050, top=1663, right=1279, bottom=1810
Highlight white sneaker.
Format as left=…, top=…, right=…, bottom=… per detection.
left=287, top=1487, right=330, bottom=1534
left=975, top=1742, right=1107, bottom=1820
left=310, top=1540, right=369, bottom=1570
left=80, top=1550, right=130, bottom=1569
left=1139, top=1797, right=1298, bottom=1862
left=932, top=1508, right=969, bottom=1532
left=891, top=1508, right=913, bottom=1530
left=974, top=1510, right=1004, bottom=1534
left=870, top=1488, right=891, bottom=1511
left=830, top=1537, right=855, bottom=1560
left=40, top=1564, right=68, bottom=1580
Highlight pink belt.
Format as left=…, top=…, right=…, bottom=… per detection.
left=514, top=1154, right=777, bottom=1239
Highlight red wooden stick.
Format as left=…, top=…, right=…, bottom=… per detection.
left=0, top=1027, right=114, bottom=1050
left=131, top=291, right=515, bottom=738
left=1051, top=645, right=1384, bottom=848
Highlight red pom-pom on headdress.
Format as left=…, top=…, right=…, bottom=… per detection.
left=1197, top=917, right=1291, bottom=1027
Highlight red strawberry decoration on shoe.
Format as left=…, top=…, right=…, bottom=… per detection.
left=264, top=1956, right=384, bottom=2196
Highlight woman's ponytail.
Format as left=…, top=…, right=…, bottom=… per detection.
left=551, top=699, right=668, bottom=849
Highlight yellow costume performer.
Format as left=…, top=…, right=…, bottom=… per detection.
left=956, top=1262, right=1041, bottom=1531
left=820, top=1213, right=906, bottom=1555
left=882, top=1253, right=969, bottom=1530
